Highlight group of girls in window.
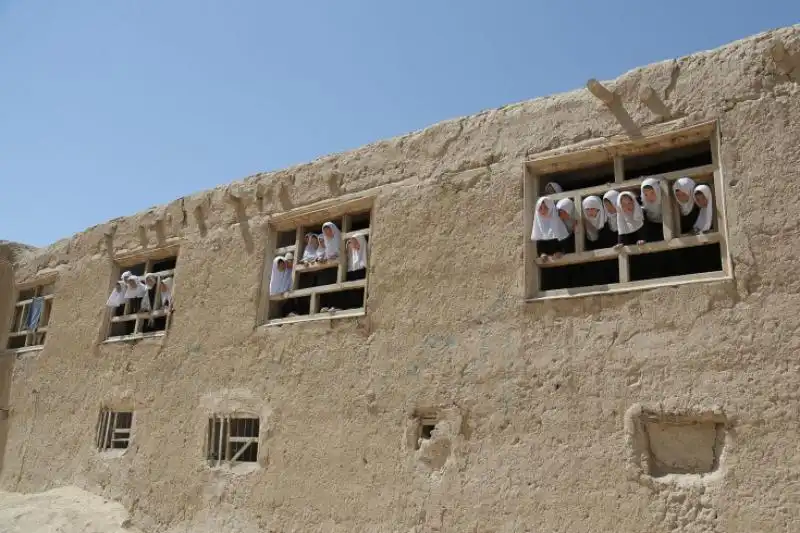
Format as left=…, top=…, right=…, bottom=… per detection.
left=106, top=271, right=173, bottom=315
left=532, top=176, right=714, bottom=260
left=269, top=221, right=369, bottom=315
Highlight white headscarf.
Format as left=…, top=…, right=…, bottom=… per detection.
left=106, top=281, right=126, bottom=308
left=347, top=235, right=369, bottom=272
left=315, top=234, right=326, bottom=260
left=616, top=191, right=645, bottom=236
left=160, top=277, right=173, bottom=308
left=581, top=196, right=606, bottom=242
left=302, top=233, right=318, bottom=262
left=555, top=198, right=576, bottom=237
left=602, top=190, right=620, bottom=233
left=322, top=222, right=341, bottom=259
left=673, top=177, right=697, bottom=216
left=693, top=185, right=714, bottom=233
left=122, top=273, right=148, bottom=299
left=269, top=257, right=292, bottom=294
left=531, top=197, right=569, bottom=242
left=640, top=178, right=663, bottom=223
left=544, top=182, right=563, bottom=194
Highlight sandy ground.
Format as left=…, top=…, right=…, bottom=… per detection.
left=0, top=486, right=143, bottom=533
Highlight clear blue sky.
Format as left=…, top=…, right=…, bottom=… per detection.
left=1, top=1, right=796, bottom=246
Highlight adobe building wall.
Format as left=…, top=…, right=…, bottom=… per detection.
left=0, top=25, right=799, bottom=532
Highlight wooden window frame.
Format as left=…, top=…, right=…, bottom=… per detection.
left=105, top=248, right=178, bottom=342
left=205, top=414, right=260, bottom=467
left=259, top=196, right=374, bottom=326
left=523, top=121, right=732, bottom=300
left=7, top=282, right=55, bottom=353
left=95, top=409, right=133, bottom=452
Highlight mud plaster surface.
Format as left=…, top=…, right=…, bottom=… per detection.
left=0, top=25, right=799, bottom=533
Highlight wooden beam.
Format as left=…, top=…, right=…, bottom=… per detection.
left=545, top=164, right=715, bottom=202
left=613, top=156, right=624, bottom=183
left=586, top=79, right=616, bottom=105
left=261, top=307, right=366, bottom=327
left=269, top=278, right=367, bottom=301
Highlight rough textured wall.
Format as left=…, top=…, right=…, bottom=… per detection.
left=1, top=26, right=799, bottom=533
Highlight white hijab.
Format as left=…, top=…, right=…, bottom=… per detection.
left=302, top=233, right=318, bottom=262
left=269, top=257, right=292, bottom=294
left=347, top=235, right=369, bottom=271
left=673, top=177, right=697, bottom=216
left=315, top=234, right=326, bottom=260
left=556, top=198, right=576, bottom=236
left=160, top=277, right=173, bottom=307
left=581, top=196, right=606, bottom=242
left=616, top=191, right=645, bottom=235
left=693, top=185, right=714, bottom=233
left=322, top=222, right=341, bottom=259
left=640, top=178, right=663, bottom=223
left=544, top=182, right=563, bottom=194
left=106, top=281, right=126, bottom=308
left=531, top=197, right=569, bottom=242
left=122, top=272, right=148, bottom=299
left=602, top=190, right=620, bottom=232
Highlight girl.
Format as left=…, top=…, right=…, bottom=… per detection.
left=315, top=234, right=327, bottom=262
left=615, top=192, right=646, bottom=247
left=640, top=178, right=664, bottom=242
left=693, top=185, right=714, bottom=234
left=121, top=271, right=148, bottom=312
left=673, top=177, right=699, bottom=234
left=346, top=235, right=369, bottom=281
left=321, top=222, right=342, bottom=260
left=581, top=195, right=611, bottom=250
left=544, top=182, right=563, bottom=195
left=159, top=277, right=174, bottom=311
left=106, top=280, right=127, bottom=309
left=300, top=233, right=319, bottom=265
left=531, top=197, right=570, bottom=261
left=602, top=190, right=620, bottom=240
left=269, top=256, right=291, bottom=295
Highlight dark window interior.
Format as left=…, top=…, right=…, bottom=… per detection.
left=17, top=288, right=36, bottom=301
left=7, top=336, right=25, bottom=350
left=124, top=262, right=146, bottom=277
left=539, top=161, right=615, bottom=194
left=624, top=141, right=712, bottom=180
left=142, top=316, right=167, bottom=333
left=109, top=320, right=136, bottom=337
left=540, top=259, right=620, bottom=291
left=630, top=243, right=722, bottom=282
left=421, top=424, right=435, bottom=440
left=319, top=288, right=364, bottom=311
left=276, top=230, right=296, bottom=248
left=229, top=418, right=260, bottom=463
left=349, top=211, right=371, bottom=231
left=151, top=256, right=177, bottom=272
left=270, top=296, right=311, bottom=319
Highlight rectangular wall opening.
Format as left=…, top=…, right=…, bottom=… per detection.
left=206, top=415, right=260, bottom=466
left=95, top=409, right=133, bottom=451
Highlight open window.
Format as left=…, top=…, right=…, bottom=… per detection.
left=106, top=252, right=177, bottom=341
left=524, top=121, right=730, bottom=299
left=7, top=282, right=55, bottom=352
left=96, top=409, right=133, bottom=451
left=206, top=414, right=260, bottom=466
left=261, top=197, right=373, bottom=325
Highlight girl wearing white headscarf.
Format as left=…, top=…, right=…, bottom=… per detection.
left=322, top=222, right=341, bottom=260
left=640, top=178, right=666, bottom=244
left=615, top=192, right=646, bottom=246
left=581, top=196, right=611, bottom=249
left=693, top=185, right=714, bottom=234
left=269, top=256, right=292, bottom=295
left=106, top=280, right=127, bottom=308
left=159, top=277, right=174, bottom=311
left=346, top=235, right=368, bottom=281
left=301, top=233, right=319, bottom=264
left=673, top=177, right=700, bottom=235
left=602, top=190, right=620, bottom=236
left=121, top=271, right=149, bottom=313
left=531, top=197, right=570, bottom=261
left=544, top=181, right=563, bottom=195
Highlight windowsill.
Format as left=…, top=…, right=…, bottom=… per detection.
left=96, top=449, right=128, bottom=459
left=293, top=260, right=340, bottom=274
left=527, top=271, right=732, bottom=301
left=8, top=345, right=45, bottom=356
left=207, top=462, right=261, bottom=475
left=261, top=307, right=366, bottom=327
left=103, top=331, right=167, bottom=344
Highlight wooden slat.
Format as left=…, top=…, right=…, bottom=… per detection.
left=292, top=260, right=340, bottom=275
left=270, top=278, right=367, bottom=301
left=228, top=436, right=258, bottom=443
left=529, top=270, right=729, bottom=301
left=110, top=309, right=168, bottom=323
left=343, top=228, right=371, bottom=240
left=535, top=233, right=722, bottom=268
left=546, top=164, right=716, bottom=202
left=13, top=293, right=56, bottom=308
left=275, top=245, right=296, bottom=255
left=263, top=307, right=365, bottom=327
left=269, top=196, right=375, bottom=231
left=613, top=156, right=624, bottom=184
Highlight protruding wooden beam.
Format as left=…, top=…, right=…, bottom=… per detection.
left=586, top=79, right=616, bottom=106
left=639, top=85, right=671, bottom=118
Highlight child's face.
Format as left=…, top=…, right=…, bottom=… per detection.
left=126, top=279, right=138, bottom=289
left=642, top=186, right=657, bottom=204
left=694, top=191, right=709, bottom=208
left=545, top=183, right=556, bottom=194
left=348, top=239, right=360, bottom=251
left=277, top=261, right=286, bottom=272
left=675, top=189, right=690, bottom=203
left=537, top=202, right=550, bottom=216
left=146, top=278, right=156, bottom=289
left=585, top=207, right=599, bottom=218
left=323, top=226, right=333, bottom=238
left=558, top=209, right=570, bottom=222
left=621, top=195, right=635, bottom=214
left=603, top=199, right=617, bottom=214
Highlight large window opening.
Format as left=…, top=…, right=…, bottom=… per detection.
left=525, top=123, right=729, bottom=298
left=206, top=415, right=260, bottom=466
left=264, top=202, right=372, bottom=324
left=7, top=282, right=55, bottom=352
